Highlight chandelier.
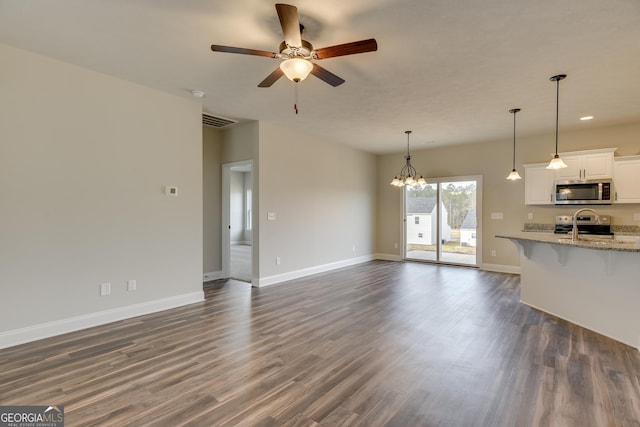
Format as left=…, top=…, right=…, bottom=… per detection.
left=390, top=131, right=426, bottom=187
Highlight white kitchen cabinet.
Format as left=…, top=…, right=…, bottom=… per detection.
left=613, top=156, right=640, bottom=203
left=524, top=163, right=555, bottom=205
left=554, top=148, right=615, bottom=181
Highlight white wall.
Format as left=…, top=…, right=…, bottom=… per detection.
left=0, top=43, right=203, bottom=345
left=258, top=122, right=377, bottom=284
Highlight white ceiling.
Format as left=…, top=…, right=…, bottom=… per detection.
left=1, top=0, right=639, bottom=154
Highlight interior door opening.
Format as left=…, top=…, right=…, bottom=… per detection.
left=404, top=176, right=481, bottom=267
left=222, top=161, right=253, bottom=283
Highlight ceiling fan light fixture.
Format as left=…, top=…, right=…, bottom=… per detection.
left=279, top=57, right=313, bottom=82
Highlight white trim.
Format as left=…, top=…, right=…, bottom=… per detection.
left=481, top=263, right=521, bottom=274
left=203, top=270, right=224, bottom=281
left=0, top=291, right=204, bottom=350
left=257, top=255, right=375, bottom=287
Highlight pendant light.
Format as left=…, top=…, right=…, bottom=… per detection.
left=390, top=131, right=426, bottom=187
left=506, top=108, right=522, bottom=180
left=546, top=74, right=568, bottom=169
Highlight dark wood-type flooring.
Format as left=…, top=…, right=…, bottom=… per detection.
left=1, top=261, right=639, bottom=426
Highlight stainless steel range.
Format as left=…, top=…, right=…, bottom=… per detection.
left=554, top=214, right=612, bottom=236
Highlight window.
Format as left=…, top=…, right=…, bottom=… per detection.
left=415, top=217, right=420, bottom=225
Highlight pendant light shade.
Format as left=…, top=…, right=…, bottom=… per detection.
left=279, top=58, right=313, bottom=82
left=506, top=108, right=522, bottom=181
left=390, top=131, right=426, bottom=187
left=546, top=74, right=568, bottom=170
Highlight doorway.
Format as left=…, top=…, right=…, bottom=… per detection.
left=222, top=161, right=253, bottom=283
left=404, top=176, right=481, bottom=267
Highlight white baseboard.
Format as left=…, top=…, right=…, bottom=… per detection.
left=374, top=253, right=402, bottom=262
left=203, top=270, right=224, bottom=281
left=257, top=255, right=375, bottom=287
left=0, top=291, right=204, bottom=350
left=481, top=263, right=521, bottom=274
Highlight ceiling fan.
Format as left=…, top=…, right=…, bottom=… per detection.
left=210, top=3, right=378, bottom=88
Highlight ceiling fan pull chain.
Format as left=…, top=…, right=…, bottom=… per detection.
left=294, top=82, right=299, bottom=114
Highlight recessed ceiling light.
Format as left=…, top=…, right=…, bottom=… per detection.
left=191, top=90, right=206, bottom=98
left=580, top=115, right=594, bottom=121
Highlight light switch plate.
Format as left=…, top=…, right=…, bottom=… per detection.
left=165, top=186, right=178, bottom=196
left=100, top=283, right=111, bottom=296
left=267, top=212, right=276, bottom=221
left=491, top=212, right=504, bottom=220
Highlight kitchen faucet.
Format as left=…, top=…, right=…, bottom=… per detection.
left=572, top=208, right=598, bottom=242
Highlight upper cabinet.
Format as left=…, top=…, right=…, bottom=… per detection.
left=613, top=156, right=640, bottom=204
left=524, top=163, right=555, bottom=205
left=554, top=148, right=615, bottom=181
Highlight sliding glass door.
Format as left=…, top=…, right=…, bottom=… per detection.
left=404, top=176, right=480, bottom=266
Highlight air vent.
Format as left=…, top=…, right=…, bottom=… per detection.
left=202, top=113, right=237, bottom=128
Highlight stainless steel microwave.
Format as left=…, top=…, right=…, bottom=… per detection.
left=554, top=179, right=613, bottom=205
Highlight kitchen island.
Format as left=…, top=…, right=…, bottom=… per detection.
left=497, top=232, right=640, bottom=350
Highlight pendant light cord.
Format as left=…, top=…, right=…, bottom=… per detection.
left=554, top=77, right=560, bottom=155
left=513, top=111, right=517, bottom=168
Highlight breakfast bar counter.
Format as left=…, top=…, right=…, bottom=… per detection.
left=497, top=232, right=640, bottom=350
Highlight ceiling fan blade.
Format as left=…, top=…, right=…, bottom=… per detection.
left=211, top=45, right=277, bottom=58
left=310, top=64, right=345, bottom=87
left=314, top=38, right=378, bottom=59
left=275, top=3, right=302, bottom=48
left=258, top=67, right=284, bottom=87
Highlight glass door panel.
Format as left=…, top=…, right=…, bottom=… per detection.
left=405, top=184, right=438, bottom=262
left=405, top=178, right=478, bottom=267
left=439, top=180, right=477, bottom=265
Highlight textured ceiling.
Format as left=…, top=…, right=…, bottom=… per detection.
left=1, top=0, right=639, bottom=154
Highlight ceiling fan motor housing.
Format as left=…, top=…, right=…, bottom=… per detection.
left=279, top=40, right=314, bottom=59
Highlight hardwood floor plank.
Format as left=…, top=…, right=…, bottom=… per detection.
left=1, top=261, right=639, bottom=426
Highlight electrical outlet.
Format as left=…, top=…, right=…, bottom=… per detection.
left=634, top=213, right=640, bottom=221
left=276, top=257, right=281, bottom=265
left=491, top=250, right=497, bottom=257
left=528, top=212, right=534, bottom=220
left=127, top=279, right=137, bottom=292
left=394, top=243, right=398, bottom=249
left=100, top=283, right=111, bottom=296
left=352, top=244, right=356, bottom=252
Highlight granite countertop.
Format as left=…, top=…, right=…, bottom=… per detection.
left=496, top=232, right=640, bottom=252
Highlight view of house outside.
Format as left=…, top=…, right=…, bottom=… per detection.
left=405, top=180, right=477, bottom=265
